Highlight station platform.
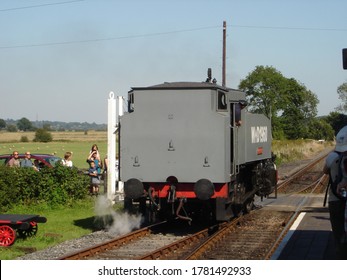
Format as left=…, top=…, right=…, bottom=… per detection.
left=258, top=194, right=337, bottom=260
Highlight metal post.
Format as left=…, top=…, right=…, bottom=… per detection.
left=117, top=96, right=124, bottom=196
left=107, top=92, right=116, bottom=200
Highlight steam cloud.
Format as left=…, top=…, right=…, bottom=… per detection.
left=94, top=195, right=142, bottom=235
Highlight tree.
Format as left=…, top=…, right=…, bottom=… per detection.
left=6, top=124, right=17, bottom=132
left=17, top=117, right=34, bottom=131
left=323, top=112, right=347, bottom=135
left=306, top=118, right=334, bottom=140
left=280, top=78, right=318, bottom=139
left=0, top=119, right=6, bottom=129
left=335, top=81, right=347, bottom=112
left=239, top=66, right=319, bottom=139
left=33, top=128, right=53, bottom=142
left=238, top=66, right=287, bottom=118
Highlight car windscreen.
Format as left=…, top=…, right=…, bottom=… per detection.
left=43, top=156, right=62, bottom=167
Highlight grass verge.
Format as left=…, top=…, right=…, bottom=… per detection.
left=0, top=198, right=119, bottom=260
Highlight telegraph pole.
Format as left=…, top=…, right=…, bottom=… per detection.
left=222, top=21, right=226, bottom=87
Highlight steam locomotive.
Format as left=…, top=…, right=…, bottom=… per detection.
left=119, top=72, right=277, bottom=222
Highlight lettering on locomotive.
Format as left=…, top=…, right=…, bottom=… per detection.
left=251, top=126, right=268, bottom=143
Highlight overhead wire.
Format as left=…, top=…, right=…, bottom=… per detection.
left=0, top=0, right=85, bottom=12
left=0, top=25, right=220, bottom=49
left=231, top=24, right=347, bottom=32
left=0, top=23, right=346, bottom=50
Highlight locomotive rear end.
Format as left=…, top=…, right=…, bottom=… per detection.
left=120, top=81, right=277, bottom=222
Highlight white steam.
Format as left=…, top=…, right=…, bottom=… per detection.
left=94, top=195, right=142, bottom=235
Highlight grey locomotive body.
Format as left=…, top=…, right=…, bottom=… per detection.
left=120, top=80, right=277, bottom=222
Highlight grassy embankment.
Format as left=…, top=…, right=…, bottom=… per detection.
left=272, top=139, right=333, bottom=165
left=0, top=131, right=334, bottom=259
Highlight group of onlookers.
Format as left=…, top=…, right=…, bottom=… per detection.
left=6, top=144, right=104, bottom=196
left=7, top=151, right=40, bottom=171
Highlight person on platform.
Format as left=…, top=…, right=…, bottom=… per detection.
left=323, top=125, right=347, bottom=259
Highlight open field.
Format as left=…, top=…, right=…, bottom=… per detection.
left=0, top=130, right=107, bottom=142
left=0, top=131, right=108, bottom=169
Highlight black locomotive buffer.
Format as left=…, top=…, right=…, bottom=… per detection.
left=0, top=214, right=47, bottom=246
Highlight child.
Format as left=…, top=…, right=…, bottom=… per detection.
left=62, top=151, right=73, bottom=167
left=88, top=161, right=100, bottom=195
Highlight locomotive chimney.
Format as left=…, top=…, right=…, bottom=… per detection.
left=206, top=68, right=212, bottom=83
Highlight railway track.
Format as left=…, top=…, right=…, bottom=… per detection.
left=59, top=220, right=215, bottom=260
left=57, top=151, right=329, bottom=260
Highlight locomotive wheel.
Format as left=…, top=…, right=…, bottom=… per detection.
left=17, top=222, right=38, bottom=239
left=0, top=225, right=16, bottom=246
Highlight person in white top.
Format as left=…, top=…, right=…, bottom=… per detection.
left=61, top=151, right=73, bottom=167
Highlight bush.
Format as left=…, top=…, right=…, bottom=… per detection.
left=0, top=165, right=89, bottom=211
left=20, top=136, right=29, bottom=142
left=33, top=128, right=53, bottom=142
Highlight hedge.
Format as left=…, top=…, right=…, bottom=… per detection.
left=0, top=165, right=90, bottom=211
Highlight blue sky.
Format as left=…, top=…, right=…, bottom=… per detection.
left=0, top=0, right=346, bottom=124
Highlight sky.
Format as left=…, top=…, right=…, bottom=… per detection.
left=0, top=0, right=346, bottom=124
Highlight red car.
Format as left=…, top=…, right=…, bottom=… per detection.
left=0, top=153, right=62, bottom=168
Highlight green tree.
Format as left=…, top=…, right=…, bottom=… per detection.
left=280, top=78, right=318, bottom=139
left=238, top=66, right=287, bottom=118
left=239, top=66, right=319, bottom=139
left=306, top=118, right=334, bottom=140
left=0, top=119, right=6, bottom=129
left=335, top=81, right=347, bottom=112
left=323, top=112, right=347, bottom=135
left=33, top=128, right=53, bottom=142
left=6, top=124, right=17, bottom=132
left=17, top=117, right=34, bottom=131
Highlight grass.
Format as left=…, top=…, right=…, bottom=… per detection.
left=272, top=139, right=334, bottom=166
left=0, top=131, right=108, bottom=169
left=0, top=198, right=124, bottom=260
left=0, top=199, right=95, bottom=260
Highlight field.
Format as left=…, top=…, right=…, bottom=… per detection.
left=0, top=131, right=108, bottom=169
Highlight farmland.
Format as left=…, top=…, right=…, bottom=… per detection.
left=0, top=131, right=108, bottom=169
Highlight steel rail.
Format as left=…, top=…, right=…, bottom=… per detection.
left=277, top=150, right=330, bottom=189
left=137, top=223, right=223, bottom=260
left=59, top=221, right=167, bottom=260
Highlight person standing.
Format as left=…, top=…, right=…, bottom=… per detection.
left=323, top=125, right=347, bottom=259
left=87, top=144, right=102, bottom=174
left=7, top=151, right=20, bottom=167
left=88, top=161, right=100, bottom=195
left=62, top=151, right=73, bottom=167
